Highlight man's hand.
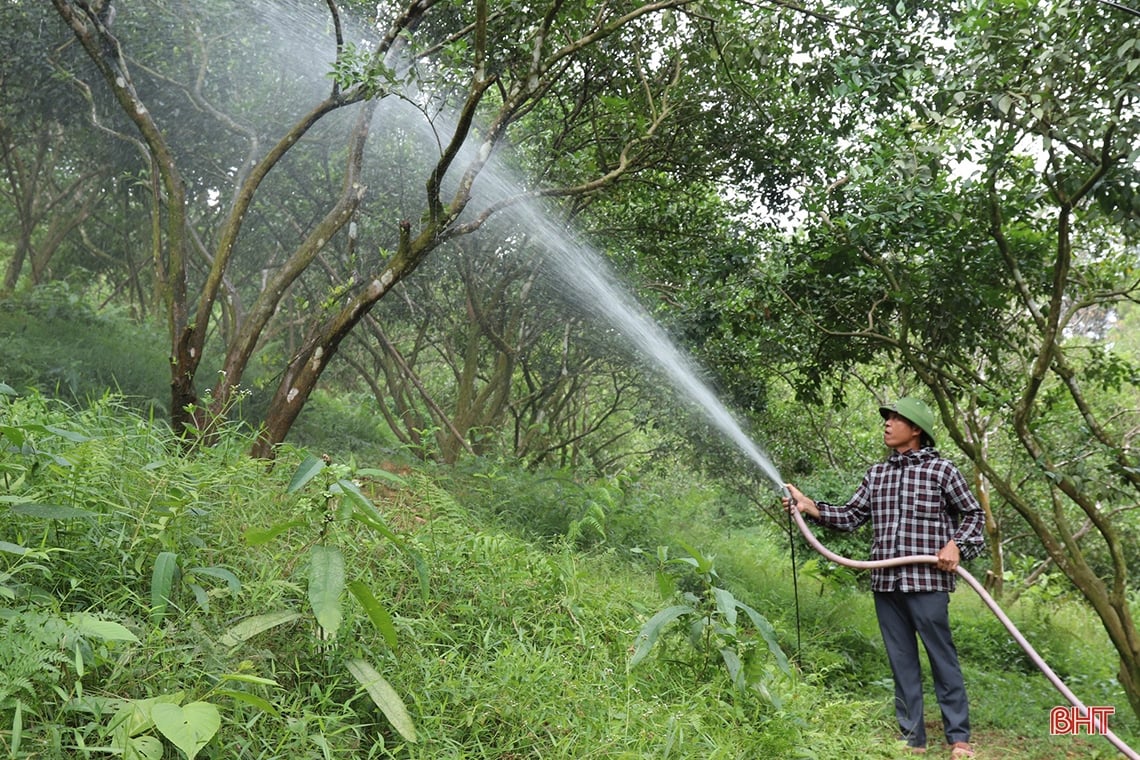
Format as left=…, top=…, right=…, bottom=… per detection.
left=936, top=540, right=961, bottom=573
left=782, top=484, right=820, bottom=519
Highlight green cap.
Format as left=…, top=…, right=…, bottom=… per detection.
left=879, top=397, right=936, bottom=446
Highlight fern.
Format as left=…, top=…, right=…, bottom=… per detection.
left=0, top=612, right=69, bottom=713
left=409, top=472, right=464, bottom=522
left=465, top=532, right=519, bottom=562
left=566, top=501, right=607, bottom=547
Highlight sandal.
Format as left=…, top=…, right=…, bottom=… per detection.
left=949, top=742, right=975, bottom=758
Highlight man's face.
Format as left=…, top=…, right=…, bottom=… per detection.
left=883, top=411, right=922, bottom=452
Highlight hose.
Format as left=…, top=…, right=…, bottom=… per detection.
left=786, top=498, right=1140, bottom=759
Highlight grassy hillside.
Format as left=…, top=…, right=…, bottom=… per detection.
left=1, top=389, right=1135, bottom=759
left=0, top=285, right=171, bottom=413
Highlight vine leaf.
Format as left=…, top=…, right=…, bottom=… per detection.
left=151, top=701, right=220, bottom=759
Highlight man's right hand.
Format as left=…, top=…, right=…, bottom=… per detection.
left=782, top=483, right=821, bottom=519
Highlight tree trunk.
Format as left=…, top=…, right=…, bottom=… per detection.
left=965, top=445, right=1140, bottom=724
left=972, top=470, right=1003, bottom=597
left=252, top=245, right=419, bottom=458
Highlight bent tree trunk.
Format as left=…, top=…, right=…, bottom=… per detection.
left=1002, top=475, right=1140, bottom=721
left=251, top=233, right=425, bottom=459
left=49, top=0, right=196, bottom=431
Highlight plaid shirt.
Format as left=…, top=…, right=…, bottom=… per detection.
left=815, top=447, right=986, bottom=593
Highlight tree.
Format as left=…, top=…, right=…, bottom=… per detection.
left=0, top=3, right=119, bottom=294
left=763, top=0, right=1140, bottom=720
left=335, top=230, right=669, bottom=471
left=47, top=0, right=796, bottom=459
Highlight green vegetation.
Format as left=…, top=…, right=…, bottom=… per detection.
left=1, top=386, right=1133, bottom=759
left=0, top=284, right=170, bottom=413
left=6, top=1, right=1140, bottom=755
left=7, top=0, right=1140, bottom=721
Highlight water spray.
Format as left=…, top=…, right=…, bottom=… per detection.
left=779, top=482, right=1140, bottom=759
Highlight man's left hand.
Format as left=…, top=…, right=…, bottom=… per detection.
left=936, top=540, right=961, bottom=573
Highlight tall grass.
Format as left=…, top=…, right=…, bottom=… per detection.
left=0, top=284, right=170, bottom=412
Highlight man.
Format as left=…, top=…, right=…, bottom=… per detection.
left=784, top=397, right=985, bottom=758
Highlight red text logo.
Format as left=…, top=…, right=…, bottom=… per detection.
left=1050, top=706, right=1114, bottom=735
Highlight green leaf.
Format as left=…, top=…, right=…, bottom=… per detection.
left=335, top=478, right=401, bottom=542
left=187, top=566, right=241, bottom=594
left=674, top=538, right=714, bottom=574
left=188, top=583, right=209, bottom=612
left=752, top=677, right=785, bottom=711
left=10, top=502, right=96, bottom=520
left=44, top=424, right=90, bottom=442
left=355, top=467, right=407, bottom=486
left=151, top=701, right=220, bottom=760
left=5, top=422, right=89, bottom=443
left=712, top=586, right=738, bottom=628
left=412, top=549, right=430, bottom=598
left=737, top=601, right=790, bottom=674
left=151, top=551, right=179, bottom=617
left=332, top=477, right=372, bottom=508
left=287, top=455, right=326, bottom=493
left=216, top=688, right=280, bottom=719
left=347, top=580, right=398, bottom=650
left=720, top=647, right=745, bottom=690
left=106, top=693, right=183, bottom=744
left=218, top=672, right=280, bottom=687
left=11, top=699, right=21, bottom=755
left=308, top=544, right=344, bottom=637
left=0, top=425, right=26, bottom=447
left=219, top=611, right=301, bottom=648
left=68, top=612, right=139, bottom=643
left=629, top=604, right=693, bottom=667
left=654, top=568, right=676, bottom=598
left=243, top=518, right=307, bottom=546
left=0, top=540, right=29, bottom=556
left=125, top=735, right=164, bottom=760
left=346, top=658, right=417, bottom=743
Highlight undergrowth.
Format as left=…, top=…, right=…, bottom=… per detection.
left=0, top=284, right=170, bottom=413
left=0, top=389, right=1135, bottom=759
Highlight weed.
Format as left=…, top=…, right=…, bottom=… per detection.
left=629, top=541, right=790, bottom=704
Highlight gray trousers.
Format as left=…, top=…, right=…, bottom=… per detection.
left=873, top=591, right=970, bottom=748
